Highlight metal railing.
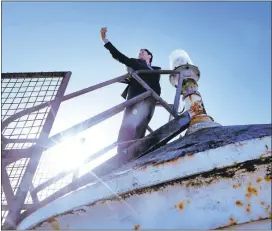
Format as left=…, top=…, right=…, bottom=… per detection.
left=2, top=69, right=185, bottom=228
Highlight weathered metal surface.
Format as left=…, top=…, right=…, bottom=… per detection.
left=17, top=124, right=271, bottom=229
left=17, top=124, right=272, bottom=224
left=19, top=154, right=271, bottom=230
left=179, top=78, right=221, bottom=134
left=130, top=124, right=271, bottom=168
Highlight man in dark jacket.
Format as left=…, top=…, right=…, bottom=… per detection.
left=100, top=27, right=161, bottom=154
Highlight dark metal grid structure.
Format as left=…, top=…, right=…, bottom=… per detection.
left=1, top=72, right=71, bottom=228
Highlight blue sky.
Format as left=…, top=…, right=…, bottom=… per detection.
left=2, top=2, right=271, bottom=151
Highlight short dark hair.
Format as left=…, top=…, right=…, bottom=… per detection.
left=143, top=49, right=153, bottom=63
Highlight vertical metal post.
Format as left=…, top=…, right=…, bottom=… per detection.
left=1, top=165, right=15, bottom=210
left=181, top=79, right=221, bottom=135
left=169, top=71, right=183, bottom=121
left=3, top=72, right=71, bottom=229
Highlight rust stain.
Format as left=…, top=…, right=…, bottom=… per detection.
left=189, top=100, right=205, bottom=117
left=245, top=193, right=250, bottom=198
left=176, top=201, right=184, bottom=211
left=246, top=186, right=258, bottom=198
left=175, top=200, right=190, bottom=211
left=256, top=177, right=262, bottom=183
left=48, top=218, right=60, bottom=230
left=189, top=115, right=212, bottom=125
left=260, top=201, right=265, bottom=206
left=258, top=216, right=264, bottom=220
left=187, top=153, right=193, bottom=158
left=134, top=224, right=140, bottom=230
left=264, top=175, right=271, bottom=182
left=228, top=217, right=237, bottom=226
left=232, top=183, right=241, bottom=189
left=235, top=200, right=243, bottom=207
left=246, top=203, right=251, bottom=213
left=152, top=158, right=179, bottom=167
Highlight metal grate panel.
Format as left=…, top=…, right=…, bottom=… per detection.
left=2, top=76, right=62, bottom=150
left=1, top=72, right=70, bottom=227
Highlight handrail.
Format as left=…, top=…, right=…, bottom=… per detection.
left=41, top=90, right=152, bottom=150
left=130, top=70, right=178, bottom=118
left=2, top=70, right=179, bottom=152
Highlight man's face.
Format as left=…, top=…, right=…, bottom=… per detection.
left=138, top=49, right=151, bottom=62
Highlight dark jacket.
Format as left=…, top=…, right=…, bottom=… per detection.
left=104, top=42, right=161, bottom=100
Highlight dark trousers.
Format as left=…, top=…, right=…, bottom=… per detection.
left=117, top=97, right=156, bottom=154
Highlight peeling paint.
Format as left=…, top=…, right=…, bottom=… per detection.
left=27, top=155, right=271, bottom=230
left=28, top=161, right=271, bottom=230
left=256, top=177, right=262, bottom=183
left=134, top=224, right=140, bottom=230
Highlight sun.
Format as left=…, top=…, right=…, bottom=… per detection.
left=45, top=127, right=117, bottom=175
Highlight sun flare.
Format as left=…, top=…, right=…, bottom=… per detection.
left=45, top=127, right=117, bottom=175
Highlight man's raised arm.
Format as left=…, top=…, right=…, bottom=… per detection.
left=100, top=27, right=138, bottom=69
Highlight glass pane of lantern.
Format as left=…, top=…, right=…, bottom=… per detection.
left=169, top=49, right=194, bottom=70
